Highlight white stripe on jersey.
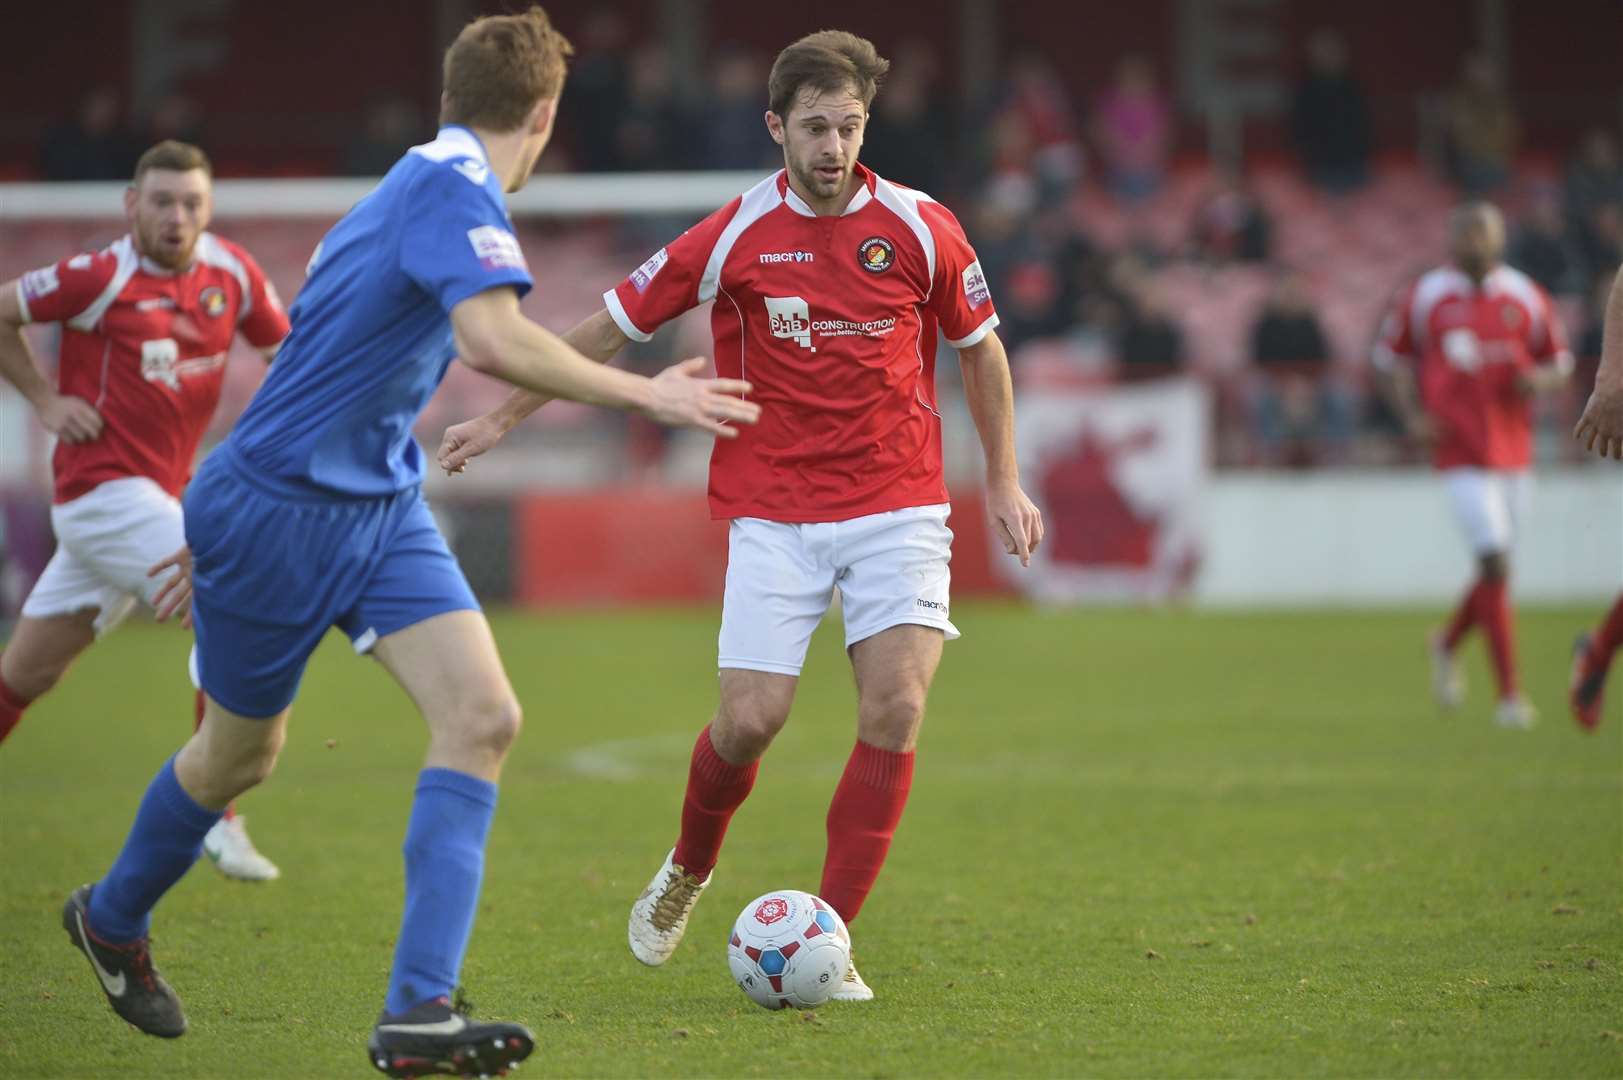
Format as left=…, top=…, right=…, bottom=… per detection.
left=194, top=233, right=252, bottom=322
left=1405, top=266, right=1470, bottom=353
left=1484, top=265, right=1548, bottom=347
left=67, top=237, right=140, bottom=334
left=871, top=178, right=937, bottom=284
left=698, top=176, right=785, bottom=305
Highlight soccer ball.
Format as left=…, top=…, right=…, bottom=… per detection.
left=727, top=890, right=851, bottom=1010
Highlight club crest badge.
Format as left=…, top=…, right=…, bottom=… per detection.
left=857, top=236, right=894, bottom=274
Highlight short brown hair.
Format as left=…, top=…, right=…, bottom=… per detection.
left=768, top=30, right=889, bottom=120
left=134, top=140, right=211, bottom=184
left=440, top=5, right=574, bottom=132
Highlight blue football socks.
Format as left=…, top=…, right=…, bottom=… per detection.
left=88, top=756, right=222, bottom=943
left=384, top=767, right=499, bottom=1015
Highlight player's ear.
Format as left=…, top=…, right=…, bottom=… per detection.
left=122, top=183, right=138, bottom=221
left=531, top=98, right=557, bottom=139
left=765, top=110, right=785, bottom=146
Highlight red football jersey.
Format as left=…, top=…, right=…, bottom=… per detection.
left=606, top=165, right=999, bottom=522
left=1374, top=264, right=1570, bottom=470
left=17, top=233, right=289, bottom=503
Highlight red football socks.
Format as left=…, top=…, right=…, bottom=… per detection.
left=672, top=725, right=758, bottom=879
left=0, top=665, right=30, bottom=746
left=1442, top=580, right=1484, bottom=651
left=819, top=740, right=915, bottom=925
left=1590, top=594, right=1623, bottom=671
left=1479, top=577, right=1519, bottom=699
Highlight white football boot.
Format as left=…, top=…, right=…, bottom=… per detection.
left=202, top=816, right=281, bottom=881
left=1430, top=634, right=1464, bottom=710
left=628, top=848, right=709, bottom=966
left=1494, top=696, right=1538, bottom=730
left=830, top=954, right=874, bottom=1002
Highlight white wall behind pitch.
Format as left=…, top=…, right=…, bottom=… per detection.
left=1195, top=467, right=1623, bottom=606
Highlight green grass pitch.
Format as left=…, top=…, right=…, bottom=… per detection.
left=1, top=603, right=1619, bottom=1078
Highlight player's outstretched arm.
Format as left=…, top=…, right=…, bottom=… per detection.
left=1576, top=263, right=1623, bottom=460
left=958, top=331, right=1044, bottom=567
left=0, top=280, right=103, bottom=443
left=440, top=308, right=630, bottom=474
left=450, top=288, right=758, bottom=443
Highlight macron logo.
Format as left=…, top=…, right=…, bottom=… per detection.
left=758, top=251, right=815, bottom=264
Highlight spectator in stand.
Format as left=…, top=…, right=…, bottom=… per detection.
left=996, top=54, right=1084, bottom=204
left=1565, top=130, right=1623, bottom=231
left=1509, top=186, right=1582, bottom=296
left=614, top=45, right=694, bottom=172
left=860, top=41, right=951, bottom=194
left=1444, top=53, right=1519, bottom=195
left=568, top=12, right=630, bottom=171
left=142, top=94, right=204, bottom=148
left=1189, top=170, right=1271, bottom=265
left=1115, top=278, right=1185, bottom=381
left=701, top=47, right=776, bottom=170
left=343, top=99, right=423, bottom=176
left=1575, top=271, right=1612, bottom=405
left=1565, top=131, right=1623, bottom=283
left=40, top=87, right=133, bottom=180
left=1092, top=55, right=1172, bottom=202
left=1576, top=204, right=1623, bottom=290
left=1290, top=30, right=1371, bottom=194
left=1248, top=270, right=1353, bottom=465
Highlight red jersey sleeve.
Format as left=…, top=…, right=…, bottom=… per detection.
left=1372, top=281, right=1418, bottom=371
left=604, top=197, right=742, bottom=342
left=1526, top=283, right=1572, bottom=368
left=235, top=247, right=291, bottom=349
left=920, top=200, right=999, bottom=348
left=15, top=251, right=118, bottom=326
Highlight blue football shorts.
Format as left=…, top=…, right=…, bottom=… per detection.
left=183, top=448, right=479, bottom=718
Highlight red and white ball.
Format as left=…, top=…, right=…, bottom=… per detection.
left=727, top=890, right=851, bottom=1010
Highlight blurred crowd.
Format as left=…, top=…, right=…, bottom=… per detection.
left=33, top=25, right=1622, bottom=470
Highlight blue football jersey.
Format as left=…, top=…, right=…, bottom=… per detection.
left=226, top=126, right=532, bottom=497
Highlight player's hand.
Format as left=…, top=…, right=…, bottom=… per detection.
left=39, top=393, right=102, bottom=443
left=148, top=545, right=194, bottom=629
left=645, top=357, right=760, bottom=438
left=438, top=416, right=504, bottom=475
left=1575, top=382, right=1623, bottom=460
left=987, top=477, right=1044, bottom=568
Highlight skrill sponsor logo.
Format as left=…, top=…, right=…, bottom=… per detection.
left=631, top=247, right=669, bottom=292
left=758, top=251, right=815, bottom=264
left=21, top=266, right=60, bottom=303
left=466, top=225, right=527, bottom=272
left=962, top=259, right=990, bottom=307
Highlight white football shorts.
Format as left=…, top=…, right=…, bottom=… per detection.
left=717, top=503, right=960, bottom=676
left=1442, top=467, right=1531, bottom=555
left=21, top=476, right=186, bottom=635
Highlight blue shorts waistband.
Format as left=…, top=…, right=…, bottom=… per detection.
left=214, top=443, right=419, bottom=506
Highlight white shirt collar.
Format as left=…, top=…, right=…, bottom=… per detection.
left=780, top=171, right=874, bottom=218
left=437, top=125, right=489, bottom=165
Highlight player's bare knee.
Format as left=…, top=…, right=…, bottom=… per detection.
left=0, top=657, right=62, bottom=702
left=448, top=693, right=523, bottom=758
left=714, top=692, right=791, bottom=761
left=857, top=685, right=927, bottom=750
